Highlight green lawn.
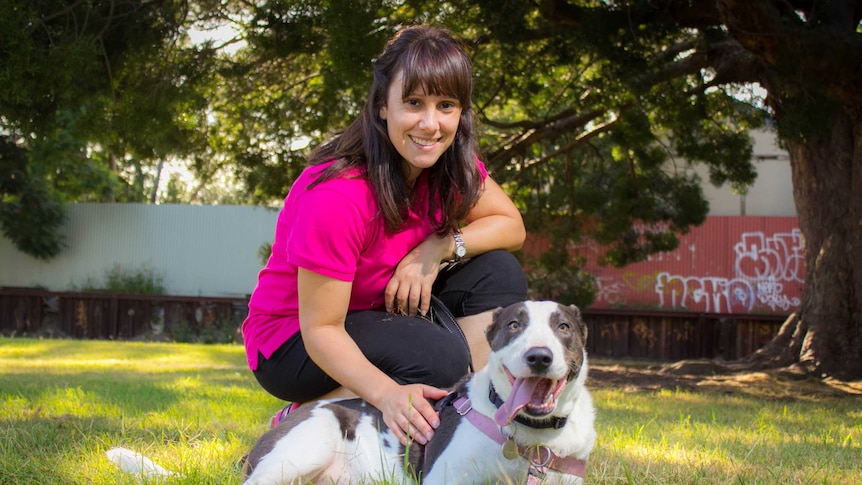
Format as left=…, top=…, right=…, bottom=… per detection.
left=1, top=338, right=859, bottom=484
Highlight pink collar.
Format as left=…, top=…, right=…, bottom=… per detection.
left=453, top=396, right=586, bottom=480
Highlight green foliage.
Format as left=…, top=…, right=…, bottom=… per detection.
left=0, top=137, right=67, bottom=259
left=7, top=0, right=853, bottom=308
left=257, top=241, right=273, bottom=267
left=525, top=254, right=597, bottom=308
left=73, top=263, right=167, bottom=295
left=0, top=0, right=220, bottom=257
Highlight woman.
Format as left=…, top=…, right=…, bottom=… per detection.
left=242, top=25, right=527, bottom=446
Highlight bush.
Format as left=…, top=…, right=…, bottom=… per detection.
left=72, top=263, right=167, bottom=294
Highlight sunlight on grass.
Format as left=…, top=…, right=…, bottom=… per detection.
left=2, top=337, right=860, bottom=484
left=591, top=387, right=861, bottom=484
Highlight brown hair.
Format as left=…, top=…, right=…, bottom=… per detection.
left=307, top=25, right=482, bottom=234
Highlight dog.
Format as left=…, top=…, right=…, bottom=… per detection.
left=242, top=301, right=596, bottom=484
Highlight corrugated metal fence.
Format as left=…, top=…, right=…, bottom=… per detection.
left=1, top=287, right=785, bottom=361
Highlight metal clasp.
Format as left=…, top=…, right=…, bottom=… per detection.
left=454, top=397, right=472, bottom=416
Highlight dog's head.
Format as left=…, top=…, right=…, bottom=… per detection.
left=484, top=301, right=588, bottom=426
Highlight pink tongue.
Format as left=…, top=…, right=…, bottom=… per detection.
left=494, top=377, right=541, bottom=426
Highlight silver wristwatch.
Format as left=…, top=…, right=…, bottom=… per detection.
left=452, top=231, right=467, bottom=261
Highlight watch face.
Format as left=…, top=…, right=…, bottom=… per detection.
left=455, top=245, right=467, bottom=257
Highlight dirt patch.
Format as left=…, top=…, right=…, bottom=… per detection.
left=587, top=359, right=862, bottom=400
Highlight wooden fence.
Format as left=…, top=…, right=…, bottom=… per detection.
left=0, top=287, right=248, bottom=344
left=1, top=287, right=785, bottom=360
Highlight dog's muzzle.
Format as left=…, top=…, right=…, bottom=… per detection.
left=494, top=366, right=569, bottom=427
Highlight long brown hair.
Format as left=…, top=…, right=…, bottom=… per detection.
left=307, top=25, right=482, bottom=234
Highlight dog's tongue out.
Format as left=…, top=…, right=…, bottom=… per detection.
left=494, top=377, right=546, bottom=426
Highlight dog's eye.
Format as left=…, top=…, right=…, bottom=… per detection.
left=558, top=322, right=571, bottom=332
left=508, top=320, right=521, bottom=330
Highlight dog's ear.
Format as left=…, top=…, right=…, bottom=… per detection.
left=485, top=306, right=505, bottom=343
left=568, top=304, right=587, bottom=341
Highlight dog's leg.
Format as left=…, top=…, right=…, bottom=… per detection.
left=243, top=411, right=344, bottom=485
left=457, top=309, right=494, bottom=369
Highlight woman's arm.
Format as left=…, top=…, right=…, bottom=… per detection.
left=458, top=176, right=526, bottom=255
left=298, top=268, right=447, bottom=446
left=385, top=176, right=526, bottom=316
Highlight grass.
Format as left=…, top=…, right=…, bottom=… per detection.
left=1, top=338, right=860, bottom=484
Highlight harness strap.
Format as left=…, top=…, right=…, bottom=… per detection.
left=453, top=396, right=586, bottom=479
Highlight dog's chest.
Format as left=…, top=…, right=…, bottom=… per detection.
left=422, top=422, right=529, bottom=484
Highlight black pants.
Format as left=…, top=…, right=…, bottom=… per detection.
left=253, top=250, right=527, bottom=402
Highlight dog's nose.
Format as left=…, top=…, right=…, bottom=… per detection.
left=525, top=347, right=553, bottom=372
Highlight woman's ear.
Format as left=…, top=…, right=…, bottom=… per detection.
left=379, top=105, right=387, bottom=120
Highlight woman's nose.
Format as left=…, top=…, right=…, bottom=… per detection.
left=418, top=107, right=439, bottom=131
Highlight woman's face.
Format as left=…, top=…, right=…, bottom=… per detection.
left=379, top=71, right=463, bottom=185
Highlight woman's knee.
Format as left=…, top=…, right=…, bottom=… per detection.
left=474, top=250, right=528, bottom=296
left=414, top=339, right=471, bottom=388
left=438, top=250, right=527, bottom=316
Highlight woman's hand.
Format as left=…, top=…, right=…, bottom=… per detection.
left=373, top=382, right=449, bottom=446
left=385, top=234, right=451, bottom=317
left=299, top=269, right=447, bottom=446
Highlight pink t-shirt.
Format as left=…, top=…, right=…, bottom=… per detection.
left=242, top=159, right=487, bottom=370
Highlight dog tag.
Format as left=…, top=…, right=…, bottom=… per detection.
left=501, top=438, right=519, bottom=460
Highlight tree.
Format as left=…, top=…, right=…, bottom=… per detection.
left=464, top=0, right=862, bottom=379
left=237, top=1, right=861, bottom=378
left=3, top=1, right=859, bottom=378
left=0, top=0, right=219, bottom=258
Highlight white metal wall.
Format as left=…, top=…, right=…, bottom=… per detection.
left=0, top=203, right=279, bottom=297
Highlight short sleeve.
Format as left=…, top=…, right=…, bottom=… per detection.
left=287, top=185, right=370, bottom=281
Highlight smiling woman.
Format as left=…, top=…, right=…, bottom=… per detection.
left=241, top=25, right=528, bottom=447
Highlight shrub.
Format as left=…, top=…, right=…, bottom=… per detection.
left=71, top=263, right=167, bottom=294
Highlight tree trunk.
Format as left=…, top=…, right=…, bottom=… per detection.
left=747, top=107, right=862, bottom=380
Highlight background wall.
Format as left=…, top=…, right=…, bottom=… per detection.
left=0, top=203, right=278, bottom=297
left=697, top=129, right=794, bottom=216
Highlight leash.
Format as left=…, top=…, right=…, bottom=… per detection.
left=425, top=295, right=475, bottom=373
left=452, top=395, right=586, bottom=483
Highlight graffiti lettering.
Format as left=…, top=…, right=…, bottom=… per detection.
left=654, top=230, right=803, bottom=313
left=734, top=230, right=804, bottom=282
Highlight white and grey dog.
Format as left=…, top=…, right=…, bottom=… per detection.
left=242, top=301, right=596, bottom=485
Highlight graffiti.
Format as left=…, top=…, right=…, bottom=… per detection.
left=594, top=272, right=658, bottom=307
left=655, top=274, right=756, bottom=313
left=621, top=272, right=658, bottom=293
left=631, top=320, right=657, bottom=350
left=734, top=230, right=804, bottom=283
left=577, top=219, right=804, bottom=315
left=753, top=278, right=800, bottom=311
left=645, top=245, right=686, bottom=263
left=654, top=230, right=803, bottom=313
left=594, top=276, right=627, bottom=306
